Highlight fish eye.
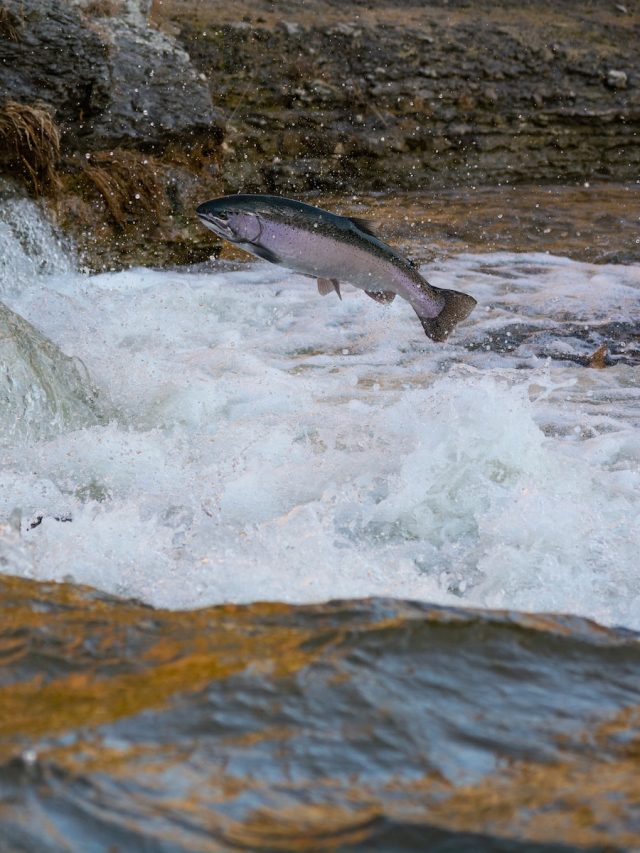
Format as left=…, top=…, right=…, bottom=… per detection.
left=216, top=212, right=229, bottom=220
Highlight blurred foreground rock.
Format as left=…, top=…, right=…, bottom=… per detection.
left=0, top=574, right=638, bottom=851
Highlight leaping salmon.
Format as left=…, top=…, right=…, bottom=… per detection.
left=196, top=194, right=476, bottom=341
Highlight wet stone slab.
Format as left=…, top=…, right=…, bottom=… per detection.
left=0, top=575, right=639, bottom=852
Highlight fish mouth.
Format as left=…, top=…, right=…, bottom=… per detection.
left=196, top=212, right=237, bottom=241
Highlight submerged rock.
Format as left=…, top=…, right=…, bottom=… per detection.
left=0, top=302, right=106, bottom=445
left=0, top=189, right=104, bottom=444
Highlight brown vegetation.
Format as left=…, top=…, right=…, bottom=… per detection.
left=81, top=0, right=123, bottom=17
left=0, top=5, right=22, bottom=41
left=0, top=101, right=60, bottom=195
left=81, top=150, right=168, bottom=230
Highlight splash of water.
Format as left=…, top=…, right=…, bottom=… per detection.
left=1, top=198, right=639, bottom=627
left=0, top=197, right=105, bottom=447
left=0, top=196, right=73, bottom=298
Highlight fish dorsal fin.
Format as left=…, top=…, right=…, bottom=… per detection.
left=365, top=290, right=396, bottom=304
left=317, top=278, right=342, bottom=300
left=349, top=216, right=381, bottom=239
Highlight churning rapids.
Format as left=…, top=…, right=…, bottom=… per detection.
left=1, top=196, right=639, bottom=627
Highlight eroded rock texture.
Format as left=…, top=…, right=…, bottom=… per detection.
left=175, top=0, right=640, bottom=192
left=0, top=0, right=218, bottom=149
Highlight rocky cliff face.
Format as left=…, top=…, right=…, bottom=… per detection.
left=0, top=0, right=224, bottom=268
left=0, top=0, right=638, bottom=268
left=175, top=0, right=640, bottom=193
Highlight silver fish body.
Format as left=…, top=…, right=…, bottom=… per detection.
left=196, top=194, right=476, bottom=341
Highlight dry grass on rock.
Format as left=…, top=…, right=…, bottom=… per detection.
left=81, top=150, right=168, bottom=230
left=0, top=101, right=60, bottom=195
left=0, top=5, right=22, bottom=41
left=80, top=0, right=123, bottom=18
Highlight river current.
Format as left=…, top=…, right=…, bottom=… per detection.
left=1, top=190, right=639, bottom=628
left=2, top=189, right=640, bottom=852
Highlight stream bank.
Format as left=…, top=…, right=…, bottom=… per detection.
left=1, top=0, right=638, bottom=268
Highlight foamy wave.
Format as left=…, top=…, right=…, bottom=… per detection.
left=1, top=222, right=639, bottom=626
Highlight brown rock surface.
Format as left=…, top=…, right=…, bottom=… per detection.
left=0, top=574, right=638, bottom=851
left=162, top=0, right=640, bottom=193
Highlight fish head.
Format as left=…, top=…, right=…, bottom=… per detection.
left=196, top=197, right=263, bottom=244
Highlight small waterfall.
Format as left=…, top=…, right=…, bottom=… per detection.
left=0, top=303, right=105, bottom=445
left=0, top=191, right=105, bottom=444
left=0, top=195, right=73, bottom=299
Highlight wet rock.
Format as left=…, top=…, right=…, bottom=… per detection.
left=0, top=302, right=105, bottom=445
left=1, top=576, right=639, bottom=851
left=85, top=22, right=218, bottom=147
left=0, top=0, right=219, bottom=150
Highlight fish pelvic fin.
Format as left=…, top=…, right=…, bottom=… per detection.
left=365, top=290, right=396, bottom=304
left=317, top=278, right=342, bottom=300
left=417, top=288, right=477, bottom=342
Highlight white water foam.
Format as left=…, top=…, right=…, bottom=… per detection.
left=1, top=202, right=639, bottom=627
left=0, top=197, right=73, bottom=298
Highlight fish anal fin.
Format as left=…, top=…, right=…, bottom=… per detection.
left=349, top=216, right=381, bottom=239
left=365, top=290, right=396, bottom=305
left=317, top=278, right=342, bottom=300
left=418, top=288, right=477, bottom=342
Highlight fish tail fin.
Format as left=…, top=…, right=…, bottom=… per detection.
left=417, top=288, right=477, bottom=342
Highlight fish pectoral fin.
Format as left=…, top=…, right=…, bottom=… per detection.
left=248, top=243, right=282, bottom=264
left=365, top=290, right=396, bottom=305
left=317, top=278, right=333, bottom=296
left=317, top=278, right=342, bottom=300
